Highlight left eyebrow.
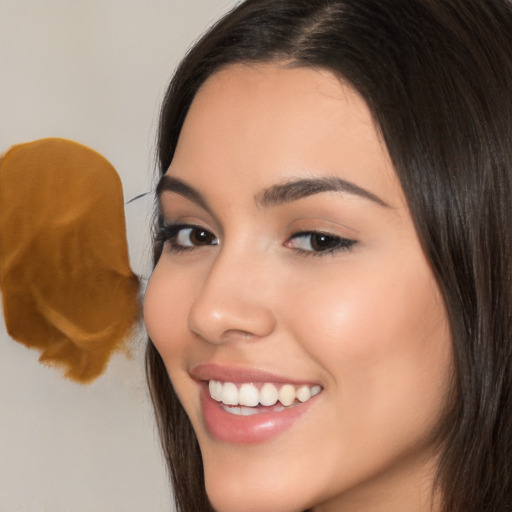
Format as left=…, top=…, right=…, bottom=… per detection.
left=255, top=177, right=390, bottom=208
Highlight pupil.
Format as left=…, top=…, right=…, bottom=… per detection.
left=192, top=229, right=212, bottom=245
left=311, top=234, right=335, bottom=251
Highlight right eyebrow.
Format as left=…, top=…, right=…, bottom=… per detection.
left=156, top=174, right=213, bottom=215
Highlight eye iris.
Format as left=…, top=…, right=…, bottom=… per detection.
left=311, top=233, right=337, bottom=251
left=191, top=228, right=215, bottom=245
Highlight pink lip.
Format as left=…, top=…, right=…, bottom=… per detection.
left=191, top=363, right=319, bottom=386
left=192, top=363, right=321, bottom=444
left=199, top=385, right=317, bottom=444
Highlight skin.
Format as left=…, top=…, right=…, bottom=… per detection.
left=144, top=63, right=453, bottom=512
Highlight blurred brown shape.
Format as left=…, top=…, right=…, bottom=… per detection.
left=0, top=138, right=141, bottom=383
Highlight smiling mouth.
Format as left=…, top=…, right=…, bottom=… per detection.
left=208, top=380, right=323, bottom=415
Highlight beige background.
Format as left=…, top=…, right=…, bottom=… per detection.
left=0, top=1, right=238, bottom=511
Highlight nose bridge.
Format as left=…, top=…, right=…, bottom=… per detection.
left=188, top=243, right=276, bottom=343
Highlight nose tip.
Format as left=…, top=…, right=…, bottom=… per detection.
left=187, top=278, right=276, bottom=345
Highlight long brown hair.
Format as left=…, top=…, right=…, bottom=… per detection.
left=146, top=1, right=512, bottom=510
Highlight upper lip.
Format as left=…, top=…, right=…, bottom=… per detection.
left=191, top=363, right=320, bottom=386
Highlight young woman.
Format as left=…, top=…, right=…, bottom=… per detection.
left=144, top=1, right=512, bottom=511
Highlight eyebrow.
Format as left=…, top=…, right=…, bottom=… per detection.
left=257, top=176, right=389, bottom=208
left=156, top=174, right=390, bottom=212
left=157, top=174, right=213, bottom=215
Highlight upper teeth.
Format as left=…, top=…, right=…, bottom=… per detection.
left=208, top=380, right=322, bottom=407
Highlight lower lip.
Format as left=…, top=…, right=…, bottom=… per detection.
left=199, top=384, right=318, bottom=444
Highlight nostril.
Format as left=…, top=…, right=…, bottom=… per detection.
left=188, top=300, right=276, bottom=344
left=219, top=329, right=259, bottom=342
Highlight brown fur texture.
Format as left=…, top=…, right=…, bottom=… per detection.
left=0, top=138, right=140, bottom=383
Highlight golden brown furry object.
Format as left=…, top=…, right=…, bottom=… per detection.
left=0, top=138, right=140, bottom=383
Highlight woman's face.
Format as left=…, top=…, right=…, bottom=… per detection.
left=144, top=64, right=453, bottom=512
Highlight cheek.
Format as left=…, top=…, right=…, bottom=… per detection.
left=282, top=252, right=453, bottom=439
left=144, top=261, right=194, bottom=367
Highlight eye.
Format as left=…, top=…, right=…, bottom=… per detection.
left=286, top=231, right=356, bottom=255
left=176, top=226, right=217, bottom=247
left=157, top=224, right=219, bottom=252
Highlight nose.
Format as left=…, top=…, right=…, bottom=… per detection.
left=187, top=250, right=276, bottom=344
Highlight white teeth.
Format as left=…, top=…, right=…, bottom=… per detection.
left=209, top=380, right=223, bottom=401
left=296, top=385, right=311, bottom=403
left=259, top=383, right=278, bottom=406
left=214, top=381, right=223, bottom=400
left=278, top=384, right=296, bottom=406
left=222, top=382, right=239, bottom=405
left=208, top=380, right=322, bottom=408
left=239, top=383, right=259, bottom=407
left=209, top=380, right=215, bottom=398
left=311, top=385, right=322, bottom=397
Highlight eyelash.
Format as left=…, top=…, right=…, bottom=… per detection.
left=286, top=231, right=357, bottom=257
left=156, top=223, right=357, bottom=257
left=156, top=224, right=219, bottom=253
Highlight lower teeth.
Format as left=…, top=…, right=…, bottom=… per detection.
left=222, top=403, right=296, bottom=415
left=223, top=406, right=260, bottom=416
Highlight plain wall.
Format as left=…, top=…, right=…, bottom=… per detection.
left=0, top=1, right=239, bottom=511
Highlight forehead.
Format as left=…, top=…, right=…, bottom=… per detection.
left=170, top=63, right=402, bottom=208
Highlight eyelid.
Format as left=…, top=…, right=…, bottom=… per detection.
left=159, top=213, right=218, bottom=236
left=285, top=215, right=360, bottom=236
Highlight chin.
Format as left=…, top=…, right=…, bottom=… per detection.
left=201, top=447, right=315, bottom=512
left=205, top=480, right=308, bottom=512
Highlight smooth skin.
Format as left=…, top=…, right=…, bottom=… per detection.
left=144, top=63, right=453, bottom=512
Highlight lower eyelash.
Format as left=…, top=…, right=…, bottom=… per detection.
left=294, top=244, right=356, bottom=257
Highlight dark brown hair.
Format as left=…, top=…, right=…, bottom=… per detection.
left=146, top=1, right=512, bottom=510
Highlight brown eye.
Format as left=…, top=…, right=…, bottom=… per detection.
left=287, top=231, right=356, bottom=255
left=310, top=233, right=340, bottom=251
left=189, top=228, right=217, bottom=246
left=175, top=226, right=218, bottom=248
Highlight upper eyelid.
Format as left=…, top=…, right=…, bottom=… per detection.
left=159, top=215, right=218, bottom=234
left=284, top=223, right=360, bottom=247
left=290, top=229, right=347, bottom=237
left=159, top=222, right=218, bottom=240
